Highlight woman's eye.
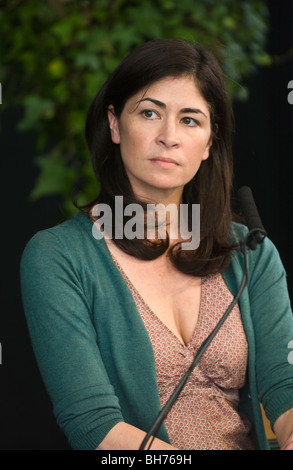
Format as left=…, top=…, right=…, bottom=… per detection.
left=141, top=110, right=158, bottom=119
left=181, top=117, right=198, bottom=126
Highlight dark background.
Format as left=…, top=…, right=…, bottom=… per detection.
left=0, top=1, right=292, bottom=450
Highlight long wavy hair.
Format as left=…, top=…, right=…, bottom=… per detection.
left=82, top=38, right=237, bottom=276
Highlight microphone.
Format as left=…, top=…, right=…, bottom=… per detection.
left=237, top=186, right=267, bottom=250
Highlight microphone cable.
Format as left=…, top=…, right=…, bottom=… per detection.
left=139, top=186, right=267, bottom=450
left=139, top=241, right=248, bottom=450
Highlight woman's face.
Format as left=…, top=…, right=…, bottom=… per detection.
left=108, top=76, right=212, bottom=203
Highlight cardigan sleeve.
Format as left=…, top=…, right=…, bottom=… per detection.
left=247, top=236, right=293, bottom=428
left=20, top=230, right=124, bottom=449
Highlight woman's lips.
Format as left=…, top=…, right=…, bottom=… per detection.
left=150, top=157, right=179, bottom=168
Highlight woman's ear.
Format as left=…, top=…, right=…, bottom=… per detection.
left=107, top=105, right=120, bottom=144
left=202, top=136, right=213, bottom=161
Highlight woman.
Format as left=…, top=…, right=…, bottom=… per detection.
left=20, top=38, right=293, bottom=450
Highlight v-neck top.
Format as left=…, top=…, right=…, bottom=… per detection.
left=112, top=255, right=255, bottom=450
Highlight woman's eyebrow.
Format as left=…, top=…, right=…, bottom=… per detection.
left=138, top=97, right=166, bottom=109
left=181, top=107, right=208, bottom=119
left=138, top=97, right=208, bottom=118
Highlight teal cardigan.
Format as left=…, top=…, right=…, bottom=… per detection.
left=20, top=212, right=293, bottom=450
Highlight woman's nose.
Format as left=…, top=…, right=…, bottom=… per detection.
left=156, top=120, right=181, bottom=148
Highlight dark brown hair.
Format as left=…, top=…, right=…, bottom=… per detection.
left=83, top=38, right=237, bottom=276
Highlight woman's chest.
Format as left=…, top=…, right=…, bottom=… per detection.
left=109, top=247, right=202, bottom=345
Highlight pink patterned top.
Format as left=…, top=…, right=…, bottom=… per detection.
left=112, top=257, right=255, bottom=450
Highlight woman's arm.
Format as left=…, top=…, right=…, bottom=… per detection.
left=245, top=236, right=293, bottom=447
left=20, top=230, right=124, bottom=449
left=21, top=229, right=175, bottom=450
left=274, top=408, right=293, bottom=450
left=97, top=422, right=178, bottom=450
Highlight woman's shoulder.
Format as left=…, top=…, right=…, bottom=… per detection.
left=229, top=221, right=285, bottom=277
left=230, top=220, right=276, bottom=252
left=24, top=211, right=91, bottom=244
left=21, top=211, right=101, bottom=267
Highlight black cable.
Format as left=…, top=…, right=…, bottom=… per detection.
left=139, top=241, right=249, bottom=451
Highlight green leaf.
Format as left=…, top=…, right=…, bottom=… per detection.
left=30, top=152, right=76, bottom=200
left=48, top=58, right=67, bottom=79
left=18, top=95, right=55, bottom=131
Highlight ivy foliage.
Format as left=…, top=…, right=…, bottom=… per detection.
left=0, top=0, right=271, bottom=215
